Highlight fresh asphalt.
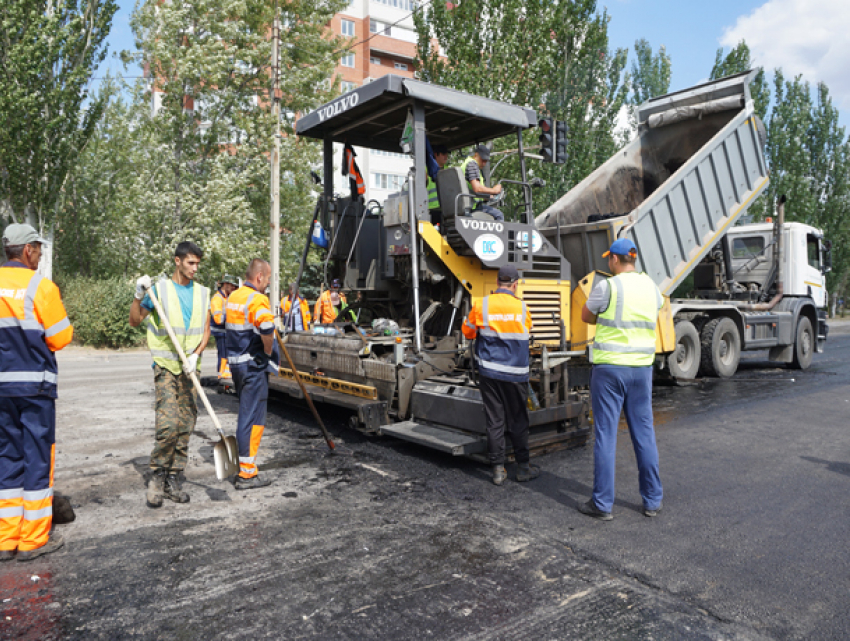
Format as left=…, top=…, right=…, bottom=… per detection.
left=2, top=324, right=849, bottom=640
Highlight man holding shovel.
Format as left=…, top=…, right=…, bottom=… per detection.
left=225, top=259, right=279, bottom=490
left=129, top=242, right=211, bottom=508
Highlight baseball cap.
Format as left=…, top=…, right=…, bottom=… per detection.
left=432, top=144, right=449, bottom=155
left=221, top=273, right=238, bottom=286
left=498, top=264, right=519, bottom=283
left=330, top=278, right=342, bottom=289
left=473, top=145, right=491, bottom=161
left=2, top=223, right=48, bottom=247
left=602, top=238, right=637, bottom=258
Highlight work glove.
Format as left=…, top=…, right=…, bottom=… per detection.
left=135, top=275, right=152, bottom=300
left=183, top=353, right=199, bottom=374
left=253, top=351, right=271, bottom=370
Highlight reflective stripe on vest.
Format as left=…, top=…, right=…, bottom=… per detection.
left=146, top=279, right=209, bottom=375
left=426, top=177, right=440, bottom=210
left=460, top=156, right=476, bottom=193
left=591, top=272, right=660, bottom=366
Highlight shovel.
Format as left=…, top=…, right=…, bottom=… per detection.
left=145, top=284, right=239, bottom=480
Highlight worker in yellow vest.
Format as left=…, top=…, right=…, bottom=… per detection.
left=130, top=242, right=211, bottom=508
left=579, top=238, right=664, bottom=521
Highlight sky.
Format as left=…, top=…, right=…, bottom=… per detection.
left=99, top=0, right=850, bottom=122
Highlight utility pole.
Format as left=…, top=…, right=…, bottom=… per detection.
left=270, top=5, right=281, bottom=313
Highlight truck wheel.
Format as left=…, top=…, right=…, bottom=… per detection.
left=668, top=320, right=701, bottom=379
left=790, top=316, right=814, bottom=370
left=700, top=317, right=740, bottom=378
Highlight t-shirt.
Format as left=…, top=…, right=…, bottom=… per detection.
left=141, top=280, right=196, bottom=328
left=585, top=279, right=611, bottom=315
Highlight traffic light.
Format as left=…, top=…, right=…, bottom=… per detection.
left=538, top=117, right=554, bottom=163
left=555, top=120, right=568, bottom=165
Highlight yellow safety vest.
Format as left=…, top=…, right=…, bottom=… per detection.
left=460, top=156, right=477, bottom=193
left=591, top=272, right=661, bottom=367
left=426, top=176, right=440, bottom=210
left=146, top=279, right=209, bottom=375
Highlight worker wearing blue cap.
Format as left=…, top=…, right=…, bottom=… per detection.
left=578, top=237, right=664, bottom=521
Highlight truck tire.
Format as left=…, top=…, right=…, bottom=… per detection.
left=668, top=320, right=701, bottom=379
left=700, top=317, right=740, bottom=378
left=790, top=316, right=814, bottom=370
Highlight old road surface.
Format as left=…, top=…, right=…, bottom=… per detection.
left=2, top=323, right=849, bottom=640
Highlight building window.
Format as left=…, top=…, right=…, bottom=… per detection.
left=341, top=53, right=355, bottom=68
left=371, top=149, right=410, bottom=159
left=340, top=80, right=357, bottom=93
left=372, top=0, right=418, bottom=11
left=370, top=56, right=381, bottom=65
left=372, top=172, right=406, bottom=191
left=370, top=19, right=391, bottom=37
left=341, top=19, right=355, bottom=37
left=394, top=62, right=408, bottom=71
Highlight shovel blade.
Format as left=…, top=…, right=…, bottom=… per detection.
left=213, top=436, right=240, bottom=480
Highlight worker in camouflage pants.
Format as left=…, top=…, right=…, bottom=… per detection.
left=150, top=365, right=197, bottom=471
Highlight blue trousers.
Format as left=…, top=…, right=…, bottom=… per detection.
left=212, top=331, right=228, bottom=378
left=475, top=204, right=504, bottom=221
left=590, top=365, right=662, bottom=513
left=231, top=363, right=268, bottom=479
left=0, top=396, right=55, bottom=551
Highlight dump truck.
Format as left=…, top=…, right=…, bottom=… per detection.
left=536, top=70, right=832, bottom=380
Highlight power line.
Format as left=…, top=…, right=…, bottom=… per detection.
left=336, top=0, right=434, bottom=55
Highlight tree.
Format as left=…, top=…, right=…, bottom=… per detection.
left=628, top=38, right=671, bottom=106
left=413, top=0, right=630, bottom=216
left=0, top=0, right=118, bottom=276
left=709, top=41, right=769, bottom=120
left=120, top=0, right=346, bottom=282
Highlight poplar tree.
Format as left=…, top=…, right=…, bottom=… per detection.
left=0, top=0, right=118, bottom=276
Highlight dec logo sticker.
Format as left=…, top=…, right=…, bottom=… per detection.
left=474, top=234, right=504, bottom=262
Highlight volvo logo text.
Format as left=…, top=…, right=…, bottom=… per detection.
left=316, top=93, right=360, bottom=123
left=460, top=219, right=504, bottom=233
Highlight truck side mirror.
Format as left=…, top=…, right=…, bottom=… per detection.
left=822, top=239, right=833, bottom=274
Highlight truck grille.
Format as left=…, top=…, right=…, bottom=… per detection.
left=523, top=290, right=563, bottom=344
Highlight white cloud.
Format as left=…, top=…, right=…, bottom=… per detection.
left=721, top=0, right=850, bottom=109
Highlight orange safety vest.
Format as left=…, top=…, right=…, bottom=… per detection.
left=462, top=288, right=532, bottom=383
left=225, top=283, right=278, bottom=372
left=281, top=295, right=311, bottom=331
left=343, top=144, right=365, bottom=196
left=313, top=290, right=347, bottom=325
left=210, top=289, right=227, bottom=334
left=0, top=261, right=73, bottom=398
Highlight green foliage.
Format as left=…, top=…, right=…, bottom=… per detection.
left=413, top=0, right=630, bottom=216
left=58, top=276, right=145, bottom=348
left=0, top=0, right=118, bottom=233
left=709, top=41, right=769, bottom=120
left=628, top=39, right=671, bottom=105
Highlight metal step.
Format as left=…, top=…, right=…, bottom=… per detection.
left=380, top=421, right=486, bottom=456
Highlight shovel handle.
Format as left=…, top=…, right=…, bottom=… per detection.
left=144, top=284, right=228, bottom=440
left=274, top=329, right=335, bottom=451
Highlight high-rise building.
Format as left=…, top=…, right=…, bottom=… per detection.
left=329, top=0, right=423, bottom=203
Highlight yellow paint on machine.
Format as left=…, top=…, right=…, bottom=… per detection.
left=276, top=368, right=378, bottom=400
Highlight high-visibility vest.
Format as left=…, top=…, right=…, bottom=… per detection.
left=313, top=290, right=347, bottom=325
left=146, top=279, right=209, bottom=375
left=225, top=283, right=279, bottom=373
left=460, top=156, right=478, bottom=193
left=426, top=176, right=440, bottom=210
left=0, top=261, right=73, bottom=398
left=210, top=289, right=227, bottom=335
left=281, top=295, right=311, bottom=331
left=462, top=288, right=532, bottom=383
left=591, top=271, right=662, bottom=367
left=343, top=145, right=365, bottom=196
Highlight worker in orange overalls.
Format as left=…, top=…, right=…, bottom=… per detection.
left=280, top=282, right=311, bottom=332
left=226, top=259, right=280, bottom=489
left=0, top=224, right=73, bottom=561
left=313, top=278, right=348, bottom=325
left=210, top=274, right=238, bottom=381
left=462, top=264, right=536, bottom=486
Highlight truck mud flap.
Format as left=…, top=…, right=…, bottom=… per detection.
left=379, top=421, right=487, bottom=456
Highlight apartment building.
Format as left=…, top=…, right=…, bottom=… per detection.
left=329, top=0, right=422, bottom=203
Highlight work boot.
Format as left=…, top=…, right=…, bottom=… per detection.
left=17, top=534, right=64, bottom=562
left=0, top=550, right=15, bottom=561
left=234, top=475, right=272, bottom=491
left=146, top=469, right=165, bottom=508
left=515, top=463, right=540, bottom=482
left=164, top=473, right=190, bottom=503
left=492, top=465, right=507, bottom=486
left=578, top=500, right=613, bottom=521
